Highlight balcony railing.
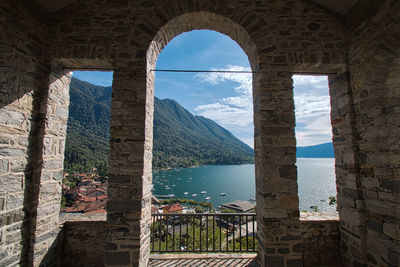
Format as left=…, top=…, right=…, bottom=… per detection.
left=151, top=213, right=257, bottom=253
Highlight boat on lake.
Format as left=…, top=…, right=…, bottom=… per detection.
left=201, top=191, right=207, bottom=194
left=184, top=192, right=188, bottom=195
left=205, top=197, right=211, bottom=200
left=192, top=194, right=197, bottom=197
left=220, top=193, right=226, bottom=196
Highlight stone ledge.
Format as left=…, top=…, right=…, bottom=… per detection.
left=150, top=253, right=257, bottom=260
left=300, top=211, right=339, bottom=221
left=59, top=212, right=339, bottom=223
left=59, top=212, right=106, bottom=223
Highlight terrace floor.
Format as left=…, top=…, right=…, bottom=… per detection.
left=149, top=253, right=259, bottom=267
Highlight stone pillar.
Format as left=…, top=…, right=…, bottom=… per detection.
left=254, top=70, right=302, bottom=266
left=105, top=67, right=153, bottom=267
left=0, top=89, right=35, bottom=267
left=32, top=68, right=72, bottom=265
left=328, top=72, right=367, bottom=266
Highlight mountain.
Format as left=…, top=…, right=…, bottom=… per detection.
left=296, top=142, right=334, bottom=158
left=64, top=78, right=112, bottom=174
left=64, top=78, right=254, bottom=172
left=153, top=97, right=254, bottom=168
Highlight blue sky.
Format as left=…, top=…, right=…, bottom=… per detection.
left=73, top=30, right=332, bottom=147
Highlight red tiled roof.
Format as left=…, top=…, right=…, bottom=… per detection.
left=163, top=204, right=183, bottom=212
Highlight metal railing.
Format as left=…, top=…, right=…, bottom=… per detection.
left=150, top=213, right=257, bottom=253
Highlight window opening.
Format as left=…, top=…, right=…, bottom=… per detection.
left=293, top=75, right=337, bottom=214
left=150, top=30, right=256, bottom=253
left=60, top=70, right=113, bottom=218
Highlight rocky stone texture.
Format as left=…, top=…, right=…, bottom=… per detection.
left=331, top=2, right=400, bottom=266
left=63, top=220, right=107, bottom=267
left=0, top=2, right=50, bottom=266
left=349, top=3, right=400, bottom=266
left=48, top=1, right=346, bottom=266
left=58, top=214, right=339, bottom=267
left=0, top=0, right=399, bottom=266
left=32, top=69, right=72, bottom=266
left=300, top=212, right=341, bottom=266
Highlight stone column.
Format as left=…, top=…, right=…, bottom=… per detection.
left=254, top=70, right=302, bottom=266
left=32, top=68, right=72, bottom=265
left=0, top=86, right=35, bottom=267
left=328, top=72, right=367, bottom=266
left=105, top=67, right=153, bottom=267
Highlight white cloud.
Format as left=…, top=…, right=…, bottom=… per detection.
left=194, top=65, right=254, bottom=147
left=293, top=75, right=332, bottom=146
left=194, top=65, right=253, bottom=128
left=192, top=72, right=332, bottom=148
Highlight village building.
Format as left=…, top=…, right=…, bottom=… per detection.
left=221, top=200, right=256, bottom=213
left=162, top=204, right=184, bottom=214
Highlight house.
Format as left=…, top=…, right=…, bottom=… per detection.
left=162, top=204, right=183, bottom=213
left=221, top=200, right=256, bottom=213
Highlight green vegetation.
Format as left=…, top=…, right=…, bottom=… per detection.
left=62, top=174, right=82, bottom=189
left=329, top=196, right=337, bottom=206
left=151, top=219, right=226, bottom=252
left=64, top=78, right=111, bottom=174
left=150, top=217, right=256, bottom=252
left=228, top=236, right=258, bottom=251
left=64, top=77, right=254, bottom=173
left=159, top=198, right=212, bottom=210
left=153, top=97, right=254, bottom=169
left=150, top=217, right=258, bottom=252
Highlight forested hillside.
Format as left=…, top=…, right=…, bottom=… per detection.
left=64, top=78, right=254, bottom=173
left=153, top=97, right=254, bottom=168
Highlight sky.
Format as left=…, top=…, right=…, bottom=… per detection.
left=73, top=30, right=332, bottom=148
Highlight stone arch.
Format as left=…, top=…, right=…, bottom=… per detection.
left=144, top=8, right=262, bottom=258
left=103, top=4, right=346, bottom=267
left=146, top=11, right=259, bottom=73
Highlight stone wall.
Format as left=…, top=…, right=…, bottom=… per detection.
left=58, top=213, right=340, bottom=267
left=33, top=69, right=72, bottom=266
left=341, top=1, right=400, bottom=266
left=0, top=2, right=50, bottom=266
left=47, top=1, right=347, bottom=265
left=62, top=220, right=107, bottom=267
left=300, top=212, right=341, bottom=266
left=0, top=2, right=73, bottom=266
left=0, top=0, right=399, bottom=266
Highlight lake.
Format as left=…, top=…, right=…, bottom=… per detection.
left=152, top=158, right=336, bottom=212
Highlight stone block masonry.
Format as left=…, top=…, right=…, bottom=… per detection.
left=0, top=1, right=51, bottom=266
left=0, top=0, right=399, bottom=266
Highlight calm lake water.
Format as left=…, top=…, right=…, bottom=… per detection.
left=152, top=158, right=336, bottom=212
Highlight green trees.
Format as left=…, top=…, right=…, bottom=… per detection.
left=150, top=216, right=257, bottom=252
left=151, top=218, right=226, bottom=252
left=64, top=78, right=254, bottom=173
left=159, top=198, right=212, bottom=210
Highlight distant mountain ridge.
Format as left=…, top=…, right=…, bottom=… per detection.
left=64, top=78, right=254, bottom=172
left=153, top=97, right=254, bottom=168
left=64, top=78, right=333, bottom=173
left=296, top=142, right=334, bottom=158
